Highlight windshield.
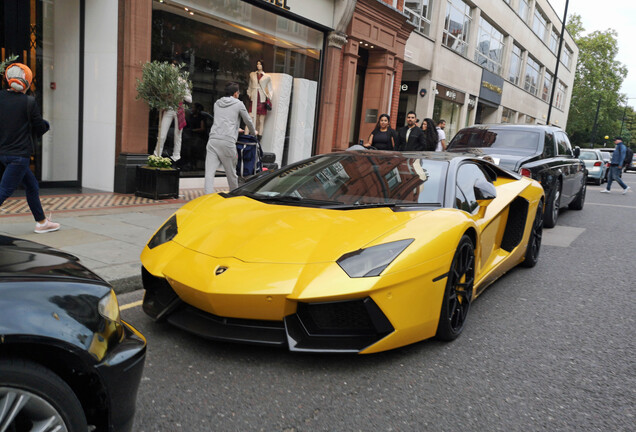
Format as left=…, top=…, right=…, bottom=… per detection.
left=579, top=151, right=599, bottom=161
left=231, top=154, right=448, bottom=208
left=448, top=128, right=541, bottom=154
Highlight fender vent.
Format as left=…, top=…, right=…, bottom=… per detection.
left=501, top=197, right=529, bottom=252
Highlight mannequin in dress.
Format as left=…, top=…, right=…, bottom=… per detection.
left=247, top=60, right=273, bottom=141
left=153, top=70, right=192, bottom=161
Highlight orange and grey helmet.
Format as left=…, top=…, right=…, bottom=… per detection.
left=5, top=63, right=33, bottom=93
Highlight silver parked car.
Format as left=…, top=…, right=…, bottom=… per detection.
left=579, top=149, right=608, bottom=185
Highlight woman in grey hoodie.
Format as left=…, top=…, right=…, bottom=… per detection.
left=205, top=82, right=257, bottom=193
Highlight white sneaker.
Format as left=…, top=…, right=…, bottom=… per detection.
left=623, top=186, right=632, bottom=195
left=600, top=189, right=610, bottom=193
left=35, top=218, right=60, bottom=234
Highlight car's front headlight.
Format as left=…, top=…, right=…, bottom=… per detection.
left=337, top=239, right=414, bottom=278
left=98, top=289, right=121, bottom=324
left=148, top=214, right=178, bottom=249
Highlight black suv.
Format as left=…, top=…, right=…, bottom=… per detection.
left=447, top=124, right=587, bottom=228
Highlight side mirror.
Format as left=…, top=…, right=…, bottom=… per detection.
left=474, top=180, right=496, bottom=217
left=573, top=146, right=581, bottom=158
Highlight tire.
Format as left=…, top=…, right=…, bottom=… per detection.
left=0, top=358, right=87, bottom=432
left=521, top=199, right=544, bottom=268
left=543, top=181, right=561, bottom=228
left=435, top=235, right=475, bottom=341
left=595, top=177, right=602, bottom=186
left=569, top=177, right=587, bottom=210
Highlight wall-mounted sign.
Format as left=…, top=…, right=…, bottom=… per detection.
left=479, top=69, right=504, bottom=106
left=434, top=83, right=465, bottom=104
left=258, top=0, right=290, bottom=11
left=468, top=96, right=476, bottom=110
left=401, top=83, right=409, bottom=92
left=400, top=81, right=418, bottom=95
left=365, top=109, right=378, bottom=123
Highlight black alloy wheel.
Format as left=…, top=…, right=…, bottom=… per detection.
left=435, top=235, right=475, bottom=341
left=521, top=199, right=544, bottom=268
left=569, top=176, right=587, bottom=210
left=543, top=181, right=561, bottom=228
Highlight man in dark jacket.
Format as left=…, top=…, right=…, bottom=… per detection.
left=397, top=111, right=427, bottom=151
left=0, top=63, right=58, bottom=233
left=601, top=137, right=631, bottom=194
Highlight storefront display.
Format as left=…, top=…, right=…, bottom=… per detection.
left=150, top=0, right=324, bottom=175
left=433, top=83, right=465, bottom=142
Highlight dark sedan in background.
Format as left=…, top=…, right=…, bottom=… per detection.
left=447, top=124, right=587, bottom=228
left=0, top=235, right=146, bottom=432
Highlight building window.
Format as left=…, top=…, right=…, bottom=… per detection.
left=502, top=107, right=515, bottom=123
left=508, top=44, right=522, bottom=85
left=525, top=115, right=535, bottom=124
left=405, top=1, right=433, bottom=36
left=443, top=0, right=471, bottom=56
left=524, top=56, right=540, bottom=96
left=555, top=80, right=567, bottom=110
left=475, top=18, right=504, bottom=75
left=517, top=0, right=530, bottom=22
left=532, top=7, right=548, bottom=41
left=549, top=29, right=559, bottom=54
left=561, top=45, right=573, bottom=69
left=542, top=71, right=553, bottom=102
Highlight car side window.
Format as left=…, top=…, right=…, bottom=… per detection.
left=544, top=132, right=555, bottom=157
left=556, top=132, right=571, bottom=156
left=455, top=163, right=489, bottom=214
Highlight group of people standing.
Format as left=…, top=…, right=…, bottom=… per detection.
left=365, top=111, right=447, bottom=153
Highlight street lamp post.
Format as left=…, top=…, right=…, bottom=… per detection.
left=619, top=97, right=636, bottom=136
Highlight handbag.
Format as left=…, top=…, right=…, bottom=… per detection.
left=259, top=78, right=272, bottom=111
left=177, top=102, right=187, bottom=130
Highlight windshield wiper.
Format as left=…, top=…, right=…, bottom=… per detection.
left=241, top=192, right=343, bottom=207
left=343, top=202, right=441, bottom=210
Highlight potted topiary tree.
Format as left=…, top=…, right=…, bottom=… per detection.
left=135, top=61, right=192, bottom=199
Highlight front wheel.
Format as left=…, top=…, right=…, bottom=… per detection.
left=521, top=199, right=544, bottom=268
left=0, top=358, right=88, bottom=432
left=435, top=235, right=475, bottom=341
left=543, top=182, right=561, bottom=228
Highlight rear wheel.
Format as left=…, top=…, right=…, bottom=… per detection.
left=569, top=176, right=587, bottom=210
left=595, top=177, right=602, bottom=186
left=543, top=181, right=561, bottom=228
left=521, top=200, right=544, bottom=268
left=0, top=358, right=87, bottom=432
left=435, top=235, right=475, bottom=341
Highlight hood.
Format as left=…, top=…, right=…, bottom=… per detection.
left=0, top=235, right=103, bottom=282
left=216, top=96, right=241, bottom=108
left=173, top=196, right=425, bottom=264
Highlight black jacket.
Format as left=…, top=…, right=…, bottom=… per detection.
left=0, top=90, right=49, bottom=158
left=397, top=126, right=427, bottom=151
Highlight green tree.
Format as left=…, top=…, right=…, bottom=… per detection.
left=565, top=14, right=628, bottom=148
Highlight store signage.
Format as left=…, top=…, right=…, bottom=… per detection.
left=400, top=81, right=418, bottom=95
left=401, top=84, right=408, bottom=92
left=365, top=109, right=379, bottom=123
left=259, top=0, right=290, bottom=11
left=434, top=83, right=465, bottom=104
left=479, top=69, right=504, bottom=105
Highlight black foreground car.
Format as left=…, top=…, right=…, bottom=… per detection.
left=0, top=235, right=146, bottom=432
left=447, top=124, right=587, bottom=227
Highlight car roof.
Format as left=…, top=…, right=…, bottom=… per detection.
left=457, top=123, right=564, bottom=134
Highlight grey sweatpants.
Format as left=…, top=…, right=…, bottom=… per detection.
left=205, top=138, right=239, bottom=194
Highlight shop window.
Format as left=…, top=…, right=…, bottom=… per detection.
left=442, top=0, right=471, bottom=56
left=405, top=0, right=433, bottom=36
left=524, top=56, right=540, bottom=96
left=475, top=17, right=504, bottom=75
left=501, top=107, right=515, bottom=123
left=150, top=2, right=323, bottom=174
left=508, top=44, right=522, bottom=85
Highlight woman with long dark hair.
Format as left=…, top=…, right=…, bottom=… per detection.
left=420, top=118, right=438, bottom=151
left=367, top=113, right=397, bottom=151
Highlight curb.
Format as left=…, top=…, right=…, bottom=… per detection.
left=110, top=274, right=143, bottom=295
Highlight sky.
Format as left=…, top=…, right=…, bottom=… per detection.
left=549, top=0, right=636, bottom=107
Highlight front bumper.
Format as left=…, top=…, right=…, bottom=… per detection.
left=95, top=321, right=146, bottom=432
left=142, top=266, right=393, bottom=353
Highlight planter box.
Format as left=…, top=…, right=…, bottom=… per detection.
left=135, top=166, right=180, bottom=200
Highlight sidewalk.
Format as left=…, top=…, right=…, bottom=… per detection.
left=0, top=177, right=223, bottom=293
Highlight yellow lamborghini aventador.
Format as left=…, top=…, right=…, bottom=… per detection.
left=141, top=151, right=544, bottom=354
